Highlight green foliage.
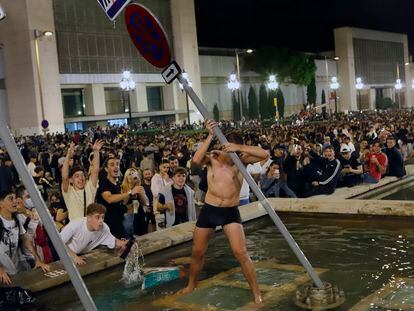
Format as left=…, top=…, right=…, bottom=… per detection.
left=259, top=84, right=268, bottom=120
left=232, top=92, right=240, bottom=121
left=241, top=90, right=248, bottom=119
left=213, top=103, right=220, bottom=121
left=307, top=77, right=317, bottom=105
left=376, top=97, right=396, bottom=110
left=321, top=89, right=326, bottom=104
left=248, top=86, right=259, bottom=119
left=244, top=47, right=317, bottom=86
left=276, top=88, right=285, bottom=118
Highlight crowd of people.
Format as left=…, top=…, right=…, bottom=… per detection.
left=0, top=109, right=411, bottom=287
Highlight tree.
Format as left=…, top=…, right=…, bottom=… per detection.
left=321, top=89, right=326, bottom=104
left=213, top=103, right=220, bottom=121
left=307, top=77, right=316, bottom=106
left=244, top=47, right=317, bottom=86
left=248, top=86, right=259, bottom=119
left=321, top=89, right=327, bottom=116
left=259, top=84, right=268, bottom=120
left=240, top=90, right=248, bottom=120
left=276, top=88, right=285, bottom=118
left=267, top=90, right=277, bottom=119
left=232, top=92, right=240, bottom=121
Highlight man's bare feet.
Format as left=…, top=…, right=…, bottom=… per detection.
left=254, top=295, right=263, bottom=305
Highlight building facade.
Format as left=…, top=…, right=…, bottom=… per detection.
left=334, top=27, right=413, bottom=112
left=0, top=0, right=202, bottom=134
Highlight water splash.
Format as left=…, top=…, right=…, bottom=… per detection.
left=122, top=241, right=145, bottom=287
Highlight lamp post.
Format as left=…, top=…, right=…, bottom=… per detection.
left=395, top=78, right=402, bottom=109
left=234, top=48, right=253, bottom=120
left=355, top=77, right=364, bottom=111
left=179, top=71, right=192, bottom=126
left=330, top=76, right=339, bottom=114
left=34, top=30, right=53, bottom=123
left=119, top=70, right=136, bottom=125
left=228, top=73, right=241, bottom=120
left=267, top=75, right=279, bottom=120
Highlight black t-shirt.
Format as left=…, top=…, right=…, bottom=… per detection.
left=143, top=183, right=153, bottom=210
left=338, top=152, right=361, bottom=172
left=96, top=177, right=127, bottom=238
left=159, top=186, right=188, bottom=225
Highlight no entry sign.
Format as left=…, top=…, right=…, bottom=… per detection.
left=125, top=3, right=171, bottom=68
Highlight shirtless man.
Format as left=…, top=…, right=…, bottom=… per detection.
left=181, top=120, right=268, bottom=304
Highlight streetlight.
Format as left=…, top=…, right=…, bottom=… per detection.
left=119, top=70, right=136, bottom=125
left=178, top=71, right=192, bottom=126
left=234, top=48, right=253, bottom=120
left=330, top=76, right=339, bottom=113
left=34, top=30, right=53, bottom=123
left=267, top=75, right=279, bottom=120
left=355, top=77, right=364, bottom=111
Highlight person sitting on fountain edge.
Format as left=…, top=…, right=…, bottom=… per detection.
left=60, top=203, right=128, bottom=266
left=180, top=119, right=268, bottom=305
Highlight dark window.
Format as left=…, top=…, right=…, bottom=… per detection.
left=62, top=89, right=84, bottom=117
left=146, top=87, right=163, bottom=112
left=105, top=88, right=125, bottom=114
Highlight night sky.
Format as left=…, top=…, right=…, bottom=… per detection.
left=195, top=0, right=414, bottom=54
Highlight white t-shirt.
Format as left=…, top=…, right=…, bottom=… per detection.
left=62, top=179, right=98, bottom=221
left=0, top=215, right=26, bottom=274
left=60, top=217, right=116, bottom=255
left=27, top=162, right=36, bottom=177
left=239, top=163, right=262, bottom=201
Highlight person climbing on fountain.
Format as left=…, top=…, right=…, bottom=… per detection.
left=60, top=203, right=128, bottom=266
left=180, top=119, right=268, bottom=305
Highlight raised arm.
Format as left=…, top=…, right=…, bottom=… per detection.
left=90, top=139, right=104, bottom=187
left=61, top=143, right=75, bottom=193
left=192, top=119, right=216, bottom=166
left=222, top=144, right=268, bottom=165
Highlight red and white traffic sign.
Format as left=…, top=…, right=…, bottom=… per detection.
left=125, top=3, right=171, bottom=68
left=96, top=0, right=131, bottom=21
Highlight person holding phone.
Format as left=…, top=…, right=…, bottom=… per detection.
left=337, top=145, right=363, bottom=187
left=121, top=168, right=149, bottom=237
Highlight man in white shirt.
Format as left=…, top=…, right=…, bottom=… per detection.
left=62, top=140, right=103, bottom=221
left=60, top=203, right=128, bottom=265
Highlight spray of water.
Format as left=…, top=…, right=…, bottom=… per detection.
left=122, top=241, right=145, bottom=287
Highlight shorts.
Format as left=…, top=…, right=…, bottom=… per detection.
left=196, top=203, right=242, bottom=228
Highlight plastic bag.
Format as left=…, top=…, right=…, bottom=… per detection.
left=0, top=286, right=35, bottom=310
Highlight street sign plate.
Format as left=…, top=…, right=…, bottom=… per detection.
left=96, top=0, right=131, bottom=21
left=162, top=61, right=181, bottom=84
left=125, top=3, right=171, bottom=68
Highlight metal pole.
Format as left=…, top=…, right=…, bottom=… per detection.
left=34, top=37, right=45, bottom=121
left=235, top=51, right=243, bottom=120
left=334, top=90, right=338, bottom=114
left=0, top=123, right=97, bottom=310
left=127, top=91, right=132, bottom=125
left=177, top=74, right=324, bottom=289
left=185, top=93, right=191, bottom=126
left=358, top=90, right=361, bottom=111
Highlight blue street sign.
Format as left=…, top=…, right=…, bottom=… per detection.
left=96, top=0, right=131, bottom=21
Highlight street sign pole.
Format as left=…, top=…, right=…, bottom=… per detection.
left=177, top=74, right=324, bottom=289
left=123, top=0, right=324, bottom=290
left=0, top=122, right=97, bottom=311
